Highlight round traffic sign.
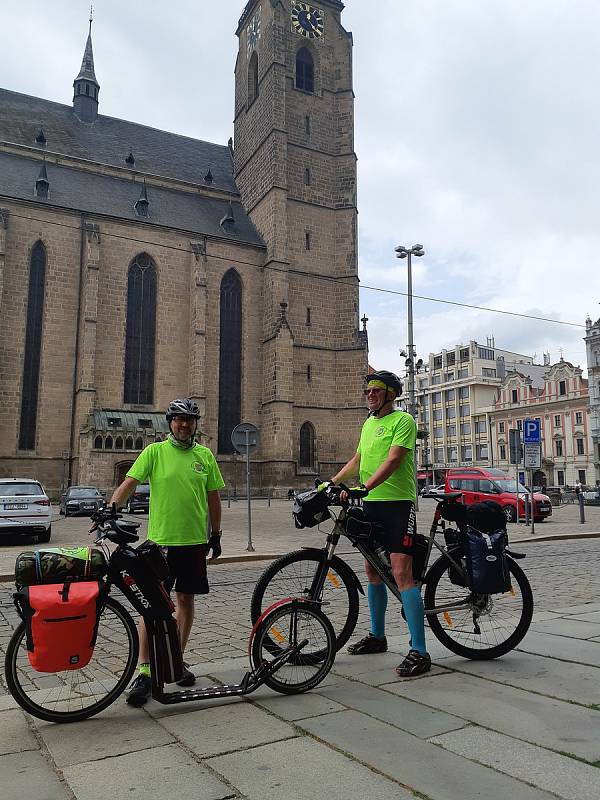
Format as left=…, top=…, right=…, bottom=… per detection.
left=231, top=422, right=259, bottom=454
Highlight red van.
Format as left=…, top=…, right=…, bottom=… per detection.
left=445, top=467, right=552, bottom=524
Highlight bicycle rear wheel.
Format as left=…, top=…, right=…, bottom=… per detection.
left=424, top=556, right=533, bottom=659
left=4, top=595, right=139, bottom=723
left=250, top=550, right=360, bottom=652
left=251, top=601, right=336, bottom=694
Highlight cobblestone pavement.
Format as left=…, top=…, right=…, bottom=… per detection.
left=1, top=537, right=599, bottom=695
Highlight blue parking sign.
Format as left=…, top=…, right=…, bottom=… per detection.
left=523, top=419, right=541, bottom=444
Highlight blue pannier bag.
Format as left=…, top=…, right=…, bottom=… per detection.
left=464, top=528, right=511, bottom=594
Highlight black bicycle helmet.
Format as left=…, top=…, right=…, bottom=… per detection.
left=365, top=371, right=403, bottom=397
left=166, top=398, right=200, bottom=422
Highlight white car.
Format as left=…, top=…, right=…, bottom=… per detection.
left=420, top=484, right=446, bottom=497
left=0, top=478, right=52, bottom=542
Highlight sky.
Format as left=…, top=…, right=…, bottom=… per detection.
left=1, top=0, right=597, bottom=378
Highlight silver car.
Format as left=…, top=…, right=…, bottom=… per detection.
left=0, top=478, right=52, bottom=542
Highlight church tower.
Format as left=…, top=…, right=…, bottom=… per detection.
left=234, top=0, right=367, bottom=483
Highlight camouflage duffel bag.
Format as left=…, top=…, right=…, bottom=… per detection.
left=15, top=547, right=108, bottom=588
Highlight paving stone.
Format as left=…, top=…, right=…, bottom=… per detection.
left=250, top=690, right=345, bottom=720
left=385, top=671, right=600, bottom=762
left=0, top=709, right=38, bottom=755
left=531, top=618, right=600, bottom=639
left=32, top=698, right=174, bottom=767
left=565, top=610, right=600, bottom=623
left=551, top=602, right=600, bottom=615
left=158, top=701, right=297, bottom=757
left=0, top=692, right=18, bottom=712
left=317, top=675, right=467, bottom=738
left=298, top=709, right=556, bottom=800
left=431, top=726, right=600, bottom=800
left=207, top=734, right=411, bottom=800
left=0, top=750, right=69, bottom=800
left=442, top=650, right=600, bottom=707
left=519, top=631, right=600, bottom=667
left=62, top=744, right=232, bottom=800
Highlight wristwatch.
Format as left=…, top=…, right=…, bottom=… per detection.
left=212, top=530, right=222, bottom=537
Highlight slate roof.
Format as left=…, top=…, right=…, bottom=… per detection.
left=0, top=88, right=238, bottom=193
left=0, top=151, right=264, bottom=246
left=75, top=32, right=99, bottom=85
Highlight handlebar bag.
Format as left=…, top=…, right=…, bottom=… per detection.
left=292, top=489, right=331, bottom=529
left=15, top=581, right=103, bottom=673
left=466, top=501, right=506, bottom=534
left=15, top=547, right=107, bottom=587
left=464, top=528, right=511, bottom=594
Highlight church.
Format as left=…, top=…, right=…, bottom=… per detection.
left=0, top=0, right=367, bottom=496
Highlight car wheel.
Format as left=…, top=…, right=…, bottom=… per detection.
left=504, top=505, right=517, bottom=523
left=37, top=526, right=51, bottom=544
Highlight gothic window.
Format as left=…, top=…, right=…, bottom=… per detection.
left=124, top=253, right=156, bottom=405
left=304, top=167, right=311, bottom=185
left=125, top=436, right=134, bottom=450
left=18, top=241, right=46, bottom=450
left=115, top=436, right=124, bottom=450
left=248, top=51, right=259, bottom=105
left=218, top=269, right=242, bottom=454
left=299, top=422, right=316, bottom=470
left=94, top=436, right=103, bottom=449
left=105, top=436, right=113, bottom=450
left=296, top=47, right=314, bottom=93
left=135, top=437, right=144, bottom=450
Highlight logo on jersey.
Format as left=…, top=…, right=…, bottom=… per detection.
left=192, top=461, right=206, bottom=473
left=375, top=426, right=386, bottom=437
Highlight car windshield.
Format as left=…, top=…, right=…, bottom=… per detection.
left=0, top=482, right=43, bottom=497
left=136, top=485, right=150, bottom=495
left=69, top=487, right=101, bottom=498
left=494, top=479, right=528, bottom=494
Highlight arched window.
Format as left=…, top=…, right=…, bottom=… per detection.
left=124, top=253, right=156, bottom=405
left=299, top=422, right=316, bottom=470
left=135, top=436, right=144, bottom=450
left=125, top=436, right=134, bottom=450
left=218, top=269, right=242, bottom=453
left=19, top=241, right=46, bottom=450
left=105, top=436, right=113, bottom=450
left=248, top=51, right=259, bottom=105
left=94, top=435, right=103, bottom=449
left=296, top=47, right=314, bottom=93
left=115, top=436, right=124, bottom=450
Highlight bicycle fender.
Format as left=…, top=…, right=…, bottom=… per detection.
left=506, top=549, right=526, bottom=560
left=299, top=547, right=365, bottom=595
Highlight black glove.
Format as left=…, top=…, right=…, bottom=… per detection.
left=316, top=480, right=334, bottom=492
left=345, top=484, right=369, bottom=500
left=207, top=533, right=222, bottom=559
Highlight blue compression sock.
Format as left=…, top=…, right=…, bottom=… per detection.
left=400, top=586, right=427, bottom=655
left=368, top=583, right=388, bottom=639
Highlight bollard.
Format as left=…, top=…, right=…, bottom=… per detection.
left=579, top=493, right=585, bottom=524
left=524, top=494, right=530, bottom=526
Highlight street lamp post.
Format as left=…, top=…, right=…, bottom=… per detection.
left=395, top=243, right=425, bottom=506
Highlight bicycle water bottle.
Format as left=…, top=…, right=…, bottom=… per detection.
left=374, top=544, right=391, bottom=570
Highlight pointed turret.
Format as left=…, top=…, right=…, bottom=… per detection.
left=73, top=12, right=100, bottom=122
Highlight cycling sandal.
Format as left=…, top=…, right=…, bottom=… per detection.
left=347, top=633, right=388, bottom=655
left=395, top=650, right=431, bottom=677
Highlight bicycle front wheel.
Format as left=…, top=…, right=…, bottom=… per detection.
left=251, top=601, right=336, bottom=695
left=251, top=550, right=360, bottom=652
left=424, top=556, right=533, bottom=659
left=4, top=595, right=139, bottom=723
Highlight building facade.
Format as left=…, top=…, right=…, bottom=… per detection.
left=584, top=316, right=600, bottom=484
left=0, top=1, right=367, bottom=495
left=415, top=339, right=539, bottom=482
left=489, top=360, right=593, bottom=487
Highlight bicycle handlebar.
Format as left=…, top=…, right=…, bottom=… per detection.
left=89, top=505, right=140, bottom=545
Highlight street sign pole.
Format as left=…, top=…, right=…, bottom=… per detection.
left=245, top=428, right=254, bottom=552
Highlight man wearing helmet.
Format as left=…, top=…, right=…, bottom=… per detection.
left=329, top=371, right=431, bottom=677
left=109, top=398, right=225, bottom=705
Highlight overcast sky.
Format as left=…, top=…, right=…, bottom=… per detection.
left=1, top=0, right=596, bottom=376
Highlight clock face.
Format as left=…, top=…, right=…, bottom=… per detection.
left=291, top=2, right=324, bottom=40
left=246, top=9, right=261, bottom=55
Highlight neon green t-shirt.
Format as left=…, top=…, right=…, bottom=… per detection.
left=357, top=410, right=417, bottom=501
left=127, top=440, right=225, bottom=546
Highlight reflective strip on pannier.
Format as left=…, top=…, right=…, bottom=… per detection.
left=15, top=547, right=107, bottom=587
left=16, top=581, right=103, bottom=673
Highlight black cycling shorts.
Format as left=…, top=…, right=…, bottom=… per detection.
left=162, top=544, right=209, bottom=595
left=362, top=500, right=417, bottom=556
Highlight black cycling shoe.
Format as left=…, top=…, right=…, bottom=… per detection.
left=396, top=650, right=431, bottom=677
left=347, top=633, right=388, bottom=655
left=126, top=674, right=152, bottom=707
left=176, top=663, right=196, bottom=687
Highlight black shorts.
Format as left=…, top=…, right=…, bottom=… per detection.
left=162, top=544, right=209, bottom=595
left=363, top=500, right=416, bottom=556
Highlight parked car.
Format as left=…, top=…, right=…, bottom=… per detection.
left=125, top=483, right=150, bottom=514
left=445, top=467, right=552, bottom=523
left=420, top=484, right=446, bottom=496
left=0, top=478, right=52, bottom=542
left=59, top=486, right=106, bottom=517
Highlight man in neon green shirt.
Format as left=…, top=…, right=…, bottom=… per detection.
left=331, top=371, right=431, bottom=677
left=110, top=398, right=225, bottom=705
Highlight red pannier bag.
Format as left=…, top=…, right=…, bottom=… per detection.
left=16, top=581, right=103, bottom=673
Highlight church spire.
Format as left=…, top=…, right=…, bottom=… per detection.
left=73, top=7, right=100, bottom=122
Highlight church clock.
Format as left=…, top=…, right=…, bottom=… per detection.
left=291, top=2, right=324, bottom=40
left=246, top=8, right=261, bottom=55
